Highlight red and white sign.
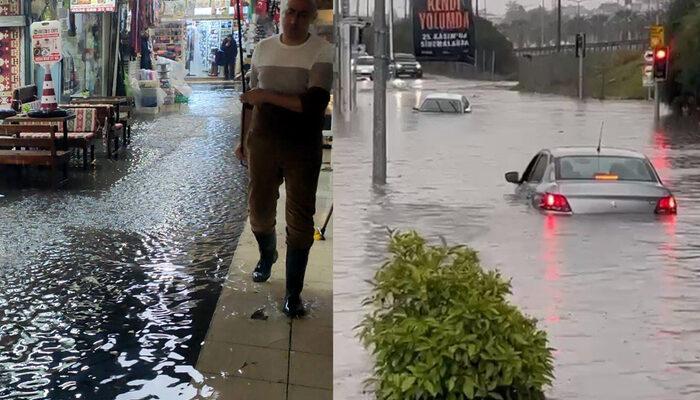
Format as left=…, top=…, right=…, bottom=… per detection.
left=31, top=21, right=62, bottom=65
left=70, top=0, right=116, bottom=13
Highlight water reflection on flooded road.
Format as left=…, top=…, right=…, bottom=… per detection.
left=0, top=86, right=247, bottom=399
left=334, top=77, right=700, bottom=399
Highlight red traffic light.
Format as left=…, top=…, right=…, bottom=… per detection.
left=655, top=49, right=667, bottom=59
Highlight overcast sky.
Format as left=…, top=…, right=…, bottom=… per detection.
left=351, top=0, right=637, bottom=19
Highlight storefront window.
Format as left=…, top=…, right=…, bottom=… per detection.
left=57, top=5, right=104, bottom=98
left=31, top=0, right=110, bottom=100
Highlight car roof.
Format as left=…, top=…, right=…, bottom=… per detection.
left=394, top=53, right=416, bottom=58
left=424, top=93, right=465, bottom=101
left=547, top=147, right=647, bottom=159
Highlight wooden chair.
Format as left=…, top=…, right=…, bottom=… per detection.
left=11, top=85, right=40, bottom=112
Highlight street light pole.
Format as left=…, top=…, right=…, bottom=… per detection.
left=541, top=0, right=545, bottom=46
left=557, top=0, right=561, bottom=52
left=373, top=0, right=388, bottom=185
left=389, top=0, right=394, bottom=61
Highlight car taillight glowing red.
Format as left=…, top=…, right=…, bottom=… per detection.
left=539, top=193, right=572, bottom=213
left=655, top=196, right=677, bottom=214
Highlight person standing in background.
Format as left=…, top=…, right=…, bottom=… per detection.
left=216, top=37, right=228, bottom=78
left=223, top=35, right=238, bottom=80
left=139, top=30, right=153, bottom=70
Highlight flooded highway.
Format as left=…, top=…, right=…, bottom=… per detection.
left=333, top=77, right=700, bottom=399
left=0, top=86, right=247, bottom=399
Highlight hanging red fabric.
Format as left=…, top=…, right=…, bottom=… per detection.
left=254, top=0, right=268, bottom=15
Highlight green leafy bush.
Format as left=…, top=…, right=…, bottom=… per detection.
left=358, top=231, right=554, bottom=400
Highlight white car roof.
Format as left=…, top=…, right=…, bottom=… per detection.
left=424, top=93, right=465, bottom=101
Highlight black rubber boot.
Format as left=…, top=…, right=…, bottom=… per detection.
left=252, top=232, right=278, bottom=282
left=283, top=247, right=310, bottom=318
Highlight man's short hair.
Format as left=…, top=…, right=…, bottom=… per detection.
left=281, top=0, right=318, bottom=16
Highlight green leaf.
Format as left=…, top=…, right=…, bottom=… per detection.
left=401, top=376, right=416, bottom=392
left=463, top=377, right=476, bottom=399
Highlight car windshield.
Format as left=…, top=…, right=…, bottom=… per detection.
left=357, top=57, right=373, bottom=65
left=556, top=156, right=657, bottom=182
left=395, top=55, right=416, bottom=62
left=421, top=98, right=461, bottom=113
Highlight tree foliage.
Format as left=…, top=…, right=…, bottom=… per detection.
left=498, top=4, right=663, bottom=48
left=663, top=0, right=700, bottom=108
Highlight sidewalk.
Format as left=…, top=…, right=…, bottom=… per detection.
left=195, top=149, right=333, bottom=400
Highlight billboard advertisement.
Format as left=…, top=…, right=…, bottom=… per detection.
left=413, top=0, right=475, bottom=64
left=70, top=0, right=117, bottom=13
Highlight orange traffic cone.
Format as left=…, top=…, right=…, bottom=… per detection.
left=40, top=69, right=57, bottom=111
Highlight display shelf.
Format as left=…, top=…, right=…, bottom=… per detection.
left=153, top=21, right=187, bottom=61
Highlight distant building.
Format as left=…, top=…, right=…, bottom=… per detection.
left=595, top=2, right=624, bottom=15
left=480, top=12, right=504, bottom=26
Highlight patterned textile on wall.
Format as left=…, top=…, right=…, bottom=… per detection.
left=0, top=1, right=21, bottom=16
left=0, top=28, right=22, bottom=107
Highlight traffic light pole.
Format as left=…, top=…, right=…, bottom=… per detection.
left=654, top=81, right=660, bottom=125
left=579, top=54, right=584, bottom=99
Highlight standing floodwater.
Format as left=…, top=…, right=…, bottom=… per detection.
left=0, top=85, right=247, bottom=399
left=334, top=77, right=700, bottom=400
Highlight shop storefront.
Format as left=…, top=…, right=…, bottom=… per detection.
left=29, top=0, right=121, bottom=101
left=156, top=1, right=250, bottom=78
left=0, top=2, right=26, bottom=108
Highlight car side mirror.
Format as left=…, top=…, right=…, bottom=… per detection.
left=505, top=171, right=520, bottom=184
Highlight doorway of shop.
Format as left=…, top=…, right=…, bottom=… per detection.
left=186, top=20, right=237, bottom=79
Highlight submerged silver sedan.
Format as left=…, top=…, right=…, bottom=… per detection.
left=505, top=147, right=677, bottom=215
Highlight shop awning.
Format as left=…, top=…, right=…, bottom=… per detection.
left=0, top=16, right=27, bottom=28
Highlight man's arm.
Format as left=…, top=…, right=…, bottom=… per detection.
left=261, top=92, right=303, bottom=113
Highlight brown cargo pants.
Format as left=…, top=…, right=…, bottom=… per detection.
left=245, top=127, right=322, bottom=250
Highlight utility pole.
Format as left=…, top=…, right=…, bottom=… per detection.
left=541, top=0, right=545, bottom=46
left=476, top=0, right=479, bottom=16
left=389, top=0, right=394, bottom=62
left=373, top=0, right=387, bottom=185
left=557, top=0, right=561, bottom=52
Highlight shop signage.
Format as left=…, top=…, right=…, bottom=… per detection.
left=70, top=0, right=117, bottom=13
left=413, top=0, right=476, bottom=64
left=31, top=20, right=62, bottom=65
left=160, top=0, right=190, bottom=18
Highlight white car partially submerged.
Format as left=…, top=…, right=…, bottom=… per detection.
left=414, top=93, right=471, bottom=114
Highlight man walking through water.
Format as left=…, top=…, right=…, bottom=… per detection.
left=236, top=0, right=333, bottom=317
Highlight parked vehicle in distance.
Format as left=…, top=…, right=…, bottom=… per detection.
left=413, top=93, right=471, bottom=114
left=390, top=53, right=423, bottom=79
left=353, top=56, right=374, bottom=80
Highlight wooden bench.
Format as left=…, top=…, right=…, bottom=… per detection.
left=0, top=125, right=70, bottom=184
left=17, top=107, right=99, bottom=169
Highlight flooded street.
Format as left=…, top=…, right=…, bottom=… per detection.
left=0, top=85, right=247, bottom=399
left=333, top=77, right=700, bottom=399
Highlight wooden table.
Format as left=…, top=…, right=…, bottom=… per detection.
left=5, top=113, right=76, bottom=150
